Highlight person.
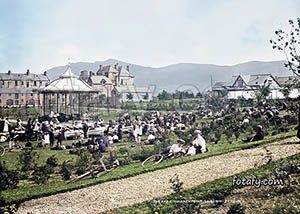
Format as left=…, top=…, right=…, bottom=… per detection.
left=134, top=125, right=142, bottom=143
left=169, top=139, right=185, bottom=156
left=26, top=119, right=33, bottom=141
left=17, top=119, right=24, bottom=131
left=243, top=125, right=264, bottom=142
left=144, top=132, right=156, bottom=145
left=56, top=128, right=64, bottom=148
left=25, top=141, right=32, bottom=148
left=82, top=122, right=89, bottom=138
left=42, top=132, right=50, bottom=147
left=98, top=139, right=106, bottom=153
left=192, top=130, right=207, bottom=154
left=3, top=118, right=9, bottom=133
left=95, top=135, right=109, bottom=147
left=33, top=119, right=40, bottom=140
left=117, top=123, right=123, bottom=140
left=185, top=142, right=196, bottom=156
left=48, top=127, right=55, bottom=148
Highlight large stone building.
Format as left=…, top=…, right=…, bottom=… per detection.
left=0, top=70, right=49, bottom=107
left=80, top=63, right=152, bottom=103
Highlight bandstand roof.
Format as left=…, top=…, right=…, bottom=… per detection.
left=40, top=65, right=97, bottom=93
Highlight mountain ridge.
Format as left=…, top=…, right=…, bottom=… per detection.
left=46, top=59, right=291, bottom=93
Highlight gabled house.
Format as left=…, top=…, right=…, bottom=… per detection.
left=212, top=73, right=299, bottom=99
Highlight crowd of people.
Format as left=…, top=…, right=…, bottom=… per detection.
left=0, top=102, right=277, bottom=159
left=0, top=110, right=210, bottom=157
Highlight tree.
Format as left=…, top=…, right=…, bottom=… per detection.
left=220, top=89, right=229, bottom=98
left=280, top=85, right=292, bottom=100
left=270, top=18, right=300, bottom=76
left=271, top=18, right=300, bottom=138
left=143, top=92, right=149, bottom=101
left=126, top=93, right=133, bottom=101
left=195, top=92, right=202, bottom=98
left=254, top=85, right=271, bottom=103
left=157, top=90, right=172, bottom=100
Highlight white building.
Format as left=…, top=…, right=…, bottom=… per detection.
left=212, top=74, right=300, bottom=99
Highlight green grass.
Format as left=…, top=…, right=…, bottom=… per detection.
left=0, top=130, right=296, bottom=205
left=118, top=153, right=300, bottom=214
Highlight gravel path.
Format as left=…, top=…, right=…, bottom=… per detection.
left=18, top=137, right=300, bottom=214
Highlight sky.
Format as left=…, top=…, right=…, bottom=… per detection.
left=0, top=0, right=299, bottom=73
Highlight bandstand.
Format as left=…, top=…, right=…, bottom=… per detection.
left=38, top=64, right=98, bottom=117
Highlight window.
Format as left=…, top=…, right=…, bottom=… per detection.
left=15, top=94, right=19, bottom=99
left=0, top=93, right=1, bottom=96
left=15, top=100, right=19, bottom=105
left=9, top=94, right=11, bottom=96
left=22, top=81, right=24, bottom=86
left=34, top=81, right=37, bottom=86
left=15, top=80, right=18, bottom=86
left=27, top=82, right=29, bottom=88
left=31, top=93, right=33, bottom=97
left=21, top=99, right=24, bottom=102
left=0, top=99, right=1, bottom=103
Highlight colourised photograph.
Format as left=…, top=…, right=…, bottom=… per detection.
left=0, top=0, right=300, bottom=213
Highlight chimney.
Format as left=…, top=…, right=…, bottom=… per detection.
left=44, top=71, right=47, bottom=76
left=7, top=70, right=11, bottom=75
left=26, top=69, right=30, bottom=75
left=89, top=71, right=93, bottom=77
left=114, top=63, right=118, bottom=69
left=99, top=64, right=102, bottom=71
left=126, top=65, right=130, bottom=71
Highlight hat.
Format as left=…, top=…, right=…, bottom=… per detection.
left=257, top=125, right=262, bottom=129
left=194, top=130, right=201, bottom=134
left=177, top=139, right=185, bottom=144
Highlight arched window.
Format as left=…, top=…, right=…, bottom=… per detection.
left=6, top=99, right=13, bottom=106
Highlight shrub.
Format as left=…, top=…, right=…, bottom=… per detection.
left=31, top=164, right=53, bottom=185
left=46, top=155, right=58, bottom=167
left=227, top=203, right=246, bottom=214
left=17, top=149, right=39, bottom=172
left=75, top=149, right=91, bottom=175
left=0, top=161, right=20, bottom=191
left=60, top=161, right=74, bottom=181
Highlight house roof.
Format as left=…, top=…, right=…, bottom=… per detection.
left=117, top=66, right=134, bottom=78
left=102, top=65, right=119, bottom=73
left=0, top=72, right=49, bottom=81
left=40, top=65, right=97, bottom=93
left=223, top=76, right=238, bottom=87
left=90, top=75, right=112, bottom=85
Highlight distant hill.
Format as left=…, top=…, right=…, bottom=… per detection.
left=46, top=59, right=291, bottom=94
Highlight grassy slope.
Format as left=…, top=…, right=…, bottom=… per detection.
left=119, top=153, right=300, bottom=214
left=0, top=131, right=296, bottom=205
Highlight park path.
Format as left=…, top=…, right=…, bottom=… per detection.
left=18, top=137, right=300, bottom=214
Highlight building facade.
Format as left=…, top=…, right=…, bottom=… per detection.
left=0, top=70, right=49, bottom=107
left=211, top=74, right=300, bottom=99
left=80, top=63, right=152, bottom=103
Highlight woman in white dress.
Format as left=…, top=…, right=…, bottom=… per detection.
left=3, top=118, right=9, bottom=133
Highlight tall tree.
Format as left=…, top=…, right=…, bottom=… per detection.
left=126, top=93, right=133, bottom=101
left=271, top=18, right=300, bottom=138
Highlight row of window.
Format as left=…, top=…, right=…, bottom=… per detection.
left=0, top=99, right=39, bottom=105
left=0, top=80, right=44, bottom=88
left=0, top=93, right=34, bottom=97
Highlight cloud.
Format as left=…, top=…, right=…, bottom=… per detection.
left=0, top=0, right=299, bottom=73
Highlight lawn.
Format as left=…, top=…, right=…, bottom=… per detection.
left=119, top=152, right=300, bottom=214
left=0, top=130, right=296, bottom=205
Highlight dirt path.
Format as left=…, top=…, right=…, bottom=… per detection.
left=18, top=137, right=300, bottom=214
